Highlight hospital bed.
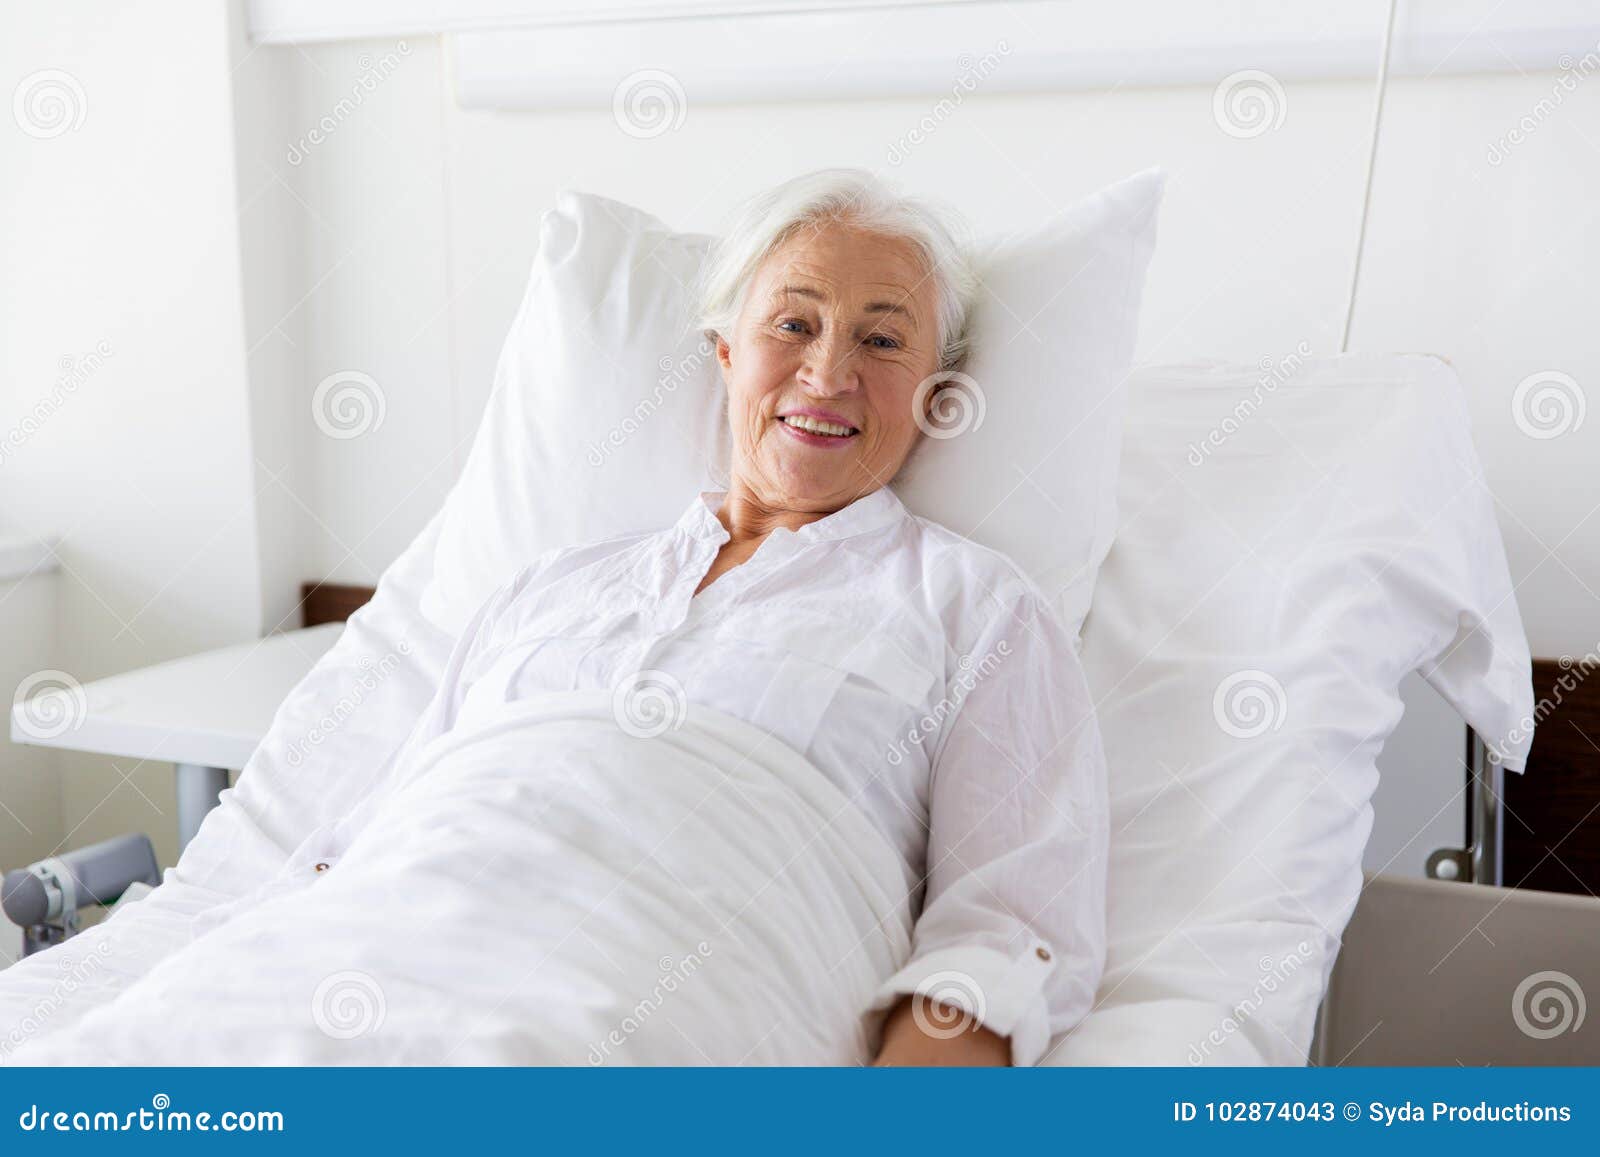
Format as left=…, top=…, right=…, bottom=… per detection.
left=0, top=176, right=1584, bottom=1065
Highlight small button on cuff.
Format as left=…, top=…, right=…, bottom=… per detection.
left=1035, top=946, right=1052, bottom=962
left=313, top=862, right=330, bottom=873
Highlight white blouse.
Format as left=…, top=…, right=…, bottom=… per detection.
left=420, top=484, right=1107, bottom=1066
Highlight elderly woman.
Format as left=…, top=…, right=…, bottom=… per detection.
left=427, top=170, right=1110, bottom=1067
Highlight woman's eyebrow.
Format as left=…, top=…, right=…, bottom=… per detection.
left=773, top=283, right=826, bottom=303
left=862, top=300, right=916, bottom=328
left=774, top=284, right=917, bottom=329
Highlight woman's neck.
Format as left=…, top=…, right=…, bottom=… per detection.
left=716, top=479, right=834, bottom=546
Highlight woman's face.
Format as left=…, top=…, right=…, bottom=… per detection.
left=716, top=222, right=943, bottom=515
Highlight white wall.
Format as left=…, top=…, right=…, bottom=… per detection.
left=0, top=560, right=61, bottom=868
left=0, top=556, right=59, bottom=966
left=2, top=0, right=270, bottom=866
left=231, top=3, right=318, bottom=638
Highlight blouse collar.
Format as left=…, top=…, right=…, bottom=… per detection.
left=674, top=485, right=908, bottom=547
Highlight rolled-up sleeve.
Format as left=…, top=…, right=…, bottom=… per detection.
left=868, top=586, right=1109, bottom=1066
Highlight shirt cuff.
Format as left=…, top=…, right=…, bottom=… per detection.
left=868, top=936, right=1057, bottom=1067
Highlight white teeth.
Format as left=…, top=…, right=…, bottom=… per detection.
left=781, top=415, right=855, bottom=437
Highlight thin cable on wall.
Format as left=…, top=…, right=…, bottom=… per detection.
left=1340, top=0, right=1402, bottom=354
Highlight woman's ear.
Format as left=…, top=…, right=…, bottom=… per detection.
left=715, top=333, right=733, bottom=372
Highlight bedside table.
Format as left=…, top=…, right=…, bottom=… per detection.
left=10, top=624, right=342, bottom=851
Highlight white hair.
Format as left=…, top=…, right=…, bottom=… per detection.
left=695, top=168, right=979, bottom=373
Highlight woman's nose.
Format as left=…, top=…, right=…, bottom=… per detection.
left=798, top=335, right=862, bottom=396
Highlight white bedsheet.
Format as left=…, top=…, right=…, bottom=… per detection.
left=5, top=693, right=912, bottom=1065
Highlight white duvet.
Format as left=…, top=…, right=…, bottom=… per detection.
left=5, top=693, right=912, bottom=1065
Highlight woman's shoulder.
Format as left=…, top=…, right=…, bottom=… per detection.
left=899, top=511, right=1047, bottom=611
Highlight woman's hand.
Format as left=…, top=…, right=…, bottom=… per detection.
left=871, top=995, right=1011, bottom=1066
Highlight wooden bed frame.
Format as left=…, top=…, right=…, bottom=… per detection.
left=300, top=582, right=377, bottom=628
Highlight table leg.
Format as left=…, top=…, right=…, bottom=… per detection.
left=174, top=763, right=229, bottom=851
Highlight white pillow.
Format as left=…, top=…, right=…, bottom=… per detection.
left=1046, top=354, right=1535, bottom=1066
left=421, top=170, right=1166, bottom=634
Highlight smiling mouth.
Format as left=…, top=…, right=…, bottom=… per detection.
left=777, top=414, right=859, bottom=438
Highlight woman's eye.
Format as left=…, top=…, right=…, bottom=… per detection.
left=866, top=333, right=899, bottom=350
left=777, top=318, right=807, bottom=334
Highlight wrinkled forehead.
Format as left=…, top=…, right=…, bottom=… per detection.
left=749, top=223, right=934, bottom=324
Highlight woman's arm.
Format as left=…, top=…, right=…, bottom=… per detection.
left=865, top=583, right=1110, bottom=1067
left=872, top=995, right=1011, bottom=1066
